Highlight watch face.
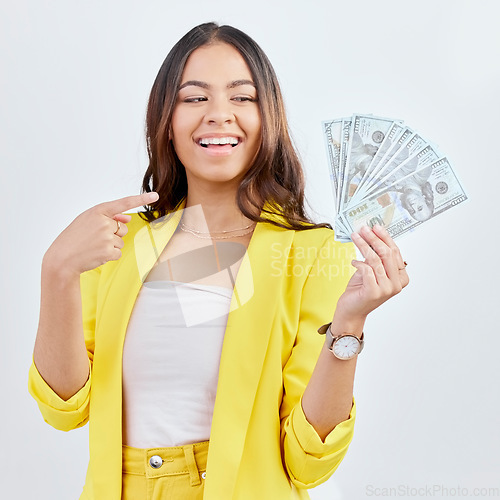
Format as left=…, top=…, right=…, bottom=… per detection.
left=333, top=335, right=360, bottom=360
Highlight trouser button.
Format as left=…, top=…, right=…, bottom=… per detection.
left=149, top=455, right=163, bottom=469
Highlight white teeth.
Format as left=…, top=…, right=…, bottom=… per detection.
left=199, top=137, right=239, bottom=146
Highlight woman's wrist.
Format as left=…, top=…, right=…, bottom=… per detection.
left=42, top=251, right=80, bottom=285
left=329, top=310, right=366, bottom=339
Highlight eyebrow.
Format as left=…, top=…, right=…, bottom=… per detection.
left=178, top=79, right=256, bottom=90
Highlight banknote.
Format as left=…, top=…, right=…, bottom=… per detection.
left=355, top=127, right=413, bottom=199
left=339, top=114, right=398, bottom=210
left=365, top=142, right=442, bottom=199
left=323, top=118, right=343, bottom=203
left=352, top=121, right=405, bottom=201
left=343, top=157, right=467, bottom=237
left=337, top=118, right=352, bottom=215
left=322, top=115, right=467, bottom=241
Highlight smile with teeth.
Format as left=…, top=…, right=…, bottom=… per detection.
left=198, top=137, right=240, bottom=147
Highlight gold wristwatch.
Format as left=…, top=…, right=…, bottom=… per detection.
left=317, top=322, right=364, bottom=360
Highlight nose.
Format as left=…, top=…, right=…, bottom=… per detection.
left=204, top=96, right=235, bottom=125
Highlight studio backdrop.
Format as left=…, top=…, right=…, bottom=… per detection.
left=1, top=0, right=498, bottom=498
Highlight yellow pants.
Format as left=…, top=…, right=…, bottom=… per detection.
left=121, top=441, right=209, bottom=499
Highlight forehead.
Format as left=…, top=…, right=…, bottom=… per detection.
left=181, top=42, right=253, bottom=83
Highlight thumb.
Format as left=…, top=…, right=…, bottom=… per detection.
left=113, top=213, right=133, bottom=224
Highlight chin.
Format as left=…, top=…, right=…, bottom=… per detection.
left=193, top=172, right=245, bottom=186
left=189, top=165, right=249, bottom=185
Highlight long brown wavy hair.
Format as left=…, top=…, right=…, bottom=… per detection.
left=140, top=22, right=332, bottom=231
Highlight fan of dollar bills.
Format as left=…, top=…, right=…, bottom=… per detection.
left=322, top=114, right=467, bottom=242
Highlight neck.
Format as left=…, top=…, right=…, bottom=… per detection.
left=181, top=187, right=255, bottom=233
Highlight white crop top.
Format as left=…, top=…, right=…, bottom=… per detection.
left=122, top=280, right=233, bottom=448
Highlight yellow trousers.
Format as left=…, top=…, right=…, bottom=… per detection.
left=121, top=441, right=209, bottom=499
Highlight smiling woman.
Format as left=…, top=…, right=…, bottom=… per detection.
left=141, top=23, right=332, bottom=232
left=28, top=21, right=409, bottom=500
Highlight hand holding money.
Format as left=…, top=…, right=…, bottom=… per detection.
left=334, top=223, right=410, bottom=325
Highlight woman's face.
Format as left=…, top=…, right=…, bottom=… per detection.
left=171, top=42, right=262, bottom=190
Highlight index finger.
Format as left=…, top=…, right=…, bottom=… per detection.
left=371, top=223, right=399, bottom=250
left=97, top=192, right=159, bottom=217
left=372, top=224, right=406, bottom=267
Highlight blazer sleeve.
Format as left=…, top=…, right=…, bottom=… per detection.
left=280, top=233, right=357, bottom=488
left=28, top=266, right=100, bottom=432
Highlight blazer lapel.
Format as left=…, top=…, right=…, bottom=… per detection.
left=204, top=217, right=295, bottom=499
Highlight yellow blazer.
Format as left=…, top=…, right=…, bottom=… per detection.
left=29, top=199, right=357, bottom=499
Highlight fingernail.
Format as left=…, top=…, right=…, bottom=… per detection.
left=146, top=192, right=159, bottom=202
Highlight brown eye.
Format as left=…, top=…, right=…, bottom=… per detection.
left=232, top=96, right=257, bottom=102
left=183, top=96, right=208, bottom=103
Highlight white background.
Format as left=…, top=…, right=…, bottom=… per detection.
left=1, top=0, right=499, bottom=498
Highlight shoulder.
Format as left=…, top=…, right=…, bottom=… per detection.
left=302, top=228, right=354, bottom=262
left=289, top=226, right=350, bottom=258
left=291, top=226, right=335, bottom=246
left=266, top=225, right=354, bottom=268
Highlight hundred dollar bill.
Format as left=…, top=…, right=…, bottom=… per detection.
left=335, top=213, right=353, bottom=241
left=357, top=127, right=413, bottom=198
left=333, top=118, right=353, bottom=239
left=322, top=119, right=343, bottom=206
left=366, top=143, right=442, bottom=198
left=352, top=122, right=405, bottom=203
left=342, top=157, right=468, bottom=239
left=337, top=118, right=352, bottom=215
left=362, top=131, right=431, bottom=197
left=340, top=114, right=397, bottom=210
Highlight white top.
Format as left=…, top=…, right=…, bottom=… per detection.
left=122, top=280, right=233, bottom=448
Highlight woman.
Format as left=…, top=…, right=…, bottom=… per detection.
left=28, top=22, right=409, bottom=499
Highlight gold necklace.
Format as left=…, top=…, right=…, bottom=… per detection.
left=179, top=222, right=255, bottom=240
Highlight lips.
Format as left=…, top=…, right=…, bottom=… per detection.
left=196, top=134, right=242, bottom=148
